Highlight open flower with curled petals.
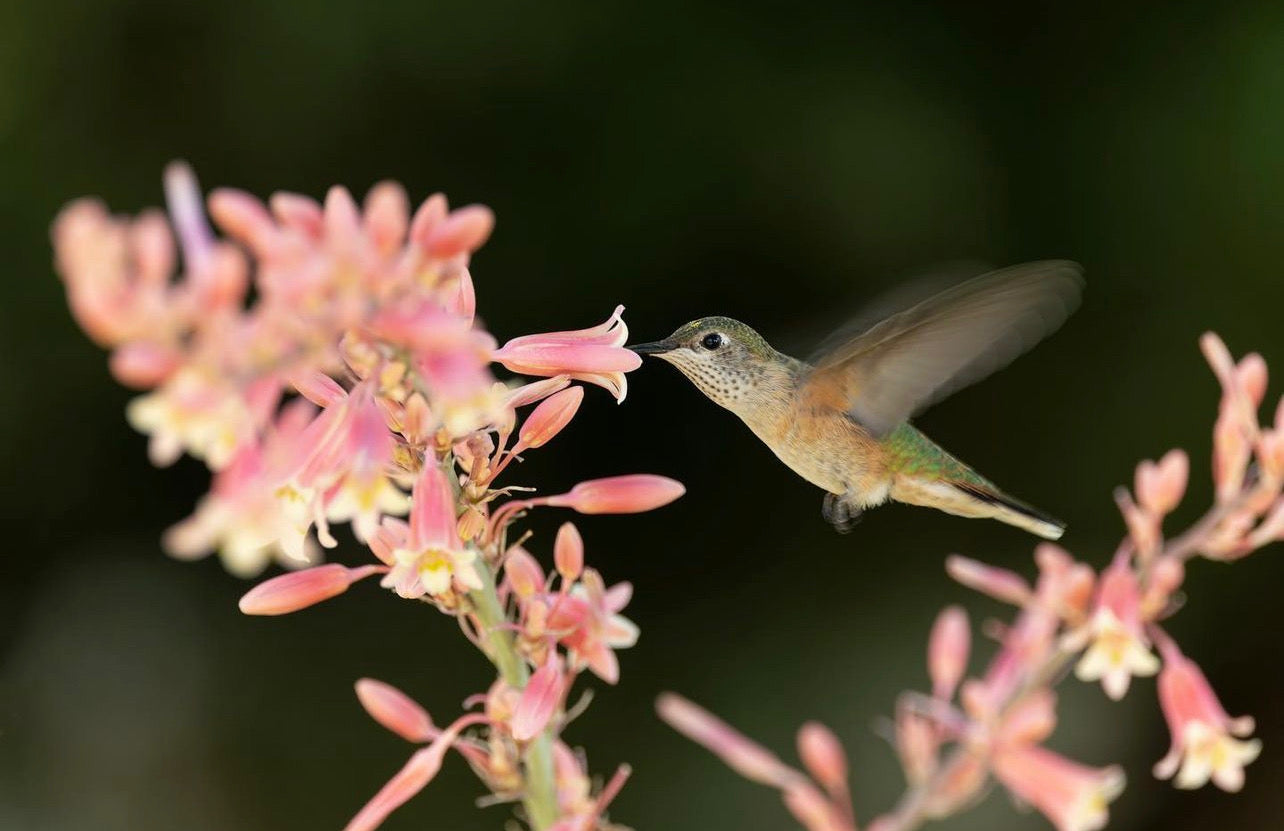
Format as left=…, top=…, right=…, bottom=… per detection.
left=382, top=464, right=480, bottom=599
left=492, top=306, right=642, bottom=402
left=1154, top=640, right=1261, bottom=792
left=548, top=569, right=638, bottom=684
left=1068, top=559, right=1159, bottom=700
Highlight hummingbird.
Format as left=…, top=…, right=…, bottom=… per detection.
left=628, top=261, right=1083, bottom=539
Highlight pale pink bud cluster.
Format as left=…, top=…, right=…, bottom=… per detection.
left=54, top=165, right=685, bottom=831
left=663, top=333, right=1277, bottom=831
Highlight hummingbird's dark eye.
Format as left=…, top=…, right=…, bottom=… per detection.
left=701, top=333, right=725, bottom=350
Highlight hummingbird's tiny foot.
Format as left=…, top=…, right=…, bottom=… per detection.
left=823, top=493, right=863, bottom=533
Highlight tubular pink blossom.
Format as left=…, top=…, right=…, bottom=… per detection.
left=656, top=693, right=805, bottom=789
left=928, top=605, right=970, bottom=701
left=554, top=522, right=584, bottom=583
left=491, top=306, right=642, bottom=402
left=516, top=386, right=584, bottom=450
left=944, top=555, right=1032, bottom=605
left=512, top=660, right=563, bottom=742
left=238, top=564, right=384, bottom=615
left=382, top=464, right=481, bottom=599
left=1135, top=449, right=1189, bottom=517
left=797, top=722, right=849, bottom=796
left=355, top=678, right=436, bottom=743
left=992, top=744, right=1125, bottom=831
left=544, top=474, right=686, bottom=514
left=1154, top=640, right=1261, bottom=791
left=505, top=375, right=572, bottom=408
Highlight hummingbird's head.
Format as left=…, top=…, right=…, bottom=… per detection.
left=628, top=317, right=786, bottom=412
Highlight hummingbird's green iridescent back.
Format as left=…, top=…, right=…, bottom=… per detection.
left=882, top=424, right=992, bottom=489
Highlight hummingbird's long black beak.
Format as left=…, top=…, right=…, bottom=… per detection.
left=627, top=339, right=676, bottom=356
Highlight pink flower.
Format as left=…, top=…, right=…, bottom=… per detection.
left=239, top=564, right=385, bottom=615
left=491, top=306, right=642, bottom=402
left=381, top=464, right=481, bottom=599
left=355, top=678, right=436, bottom=743
left=797, top=722, right=850, bottom=800
left=992, top=744, right=1125, bottom=831
left=1070, top=559, right=1159, bottom=700
left=1154, top=641, right=1261, bottom=791
left=548, top=568, right=638, bottom=684
left=945, top=555, right=1033, bottom=606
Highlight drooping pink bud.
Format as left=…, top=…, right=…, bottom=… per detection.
left=424, top=205, right=494, bottom=259
left=1135, top=449, right=1189, bottom=517
left=362, top=181, right=410, bottom=256
left=656, top=693, right=804, bottom=789
left=511, top=660, right=563, bottom=742
left=797, top=722, right=849, bottom=796
left=928, top=606, right=970, bottom=701
left=491, top=306, right=642, bottom=402
left=545, top=474, right=685, bottom=514
left=109, top=342, right=181, bottom=388
left=343, top=732, right=454, bottom=831
left=238, top=564, right=384, bottom=615
left=516, top=386, right=584, bottom=450
left=554, top=522, right=584, bottom=583
left=355, top=678, right=435, bottom=743
left=944, top=556, right=1032, bottom=605
left=503, top=546, right=545, bottom=599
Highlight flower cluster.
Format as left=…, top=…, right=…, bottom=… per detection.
left=660, top=332, right=1280, bottom=831
left=52, top=164, right=685, bottom=830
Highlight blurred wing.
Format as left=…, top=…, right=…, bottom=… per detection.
left=806, top=260, right=1084, bottom=437
left=805, top=260, right=993, bottom=364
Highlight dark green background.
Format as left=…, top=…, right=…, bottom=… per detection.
left=4, top=1, right=1284, bottom=828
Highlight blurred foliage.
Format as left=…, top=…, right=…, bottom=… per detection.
left=4, top=0, right=1284, bottom=828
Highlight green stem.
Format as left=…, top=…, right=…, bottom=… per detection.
left=469, top=557, right=558, bottom=830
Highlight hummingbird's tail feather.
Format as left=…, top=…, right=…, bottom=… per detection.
left=890, top=476, right=1066, bottom=540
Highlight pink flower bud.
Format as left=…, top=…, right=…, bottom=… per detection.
left=554, top=522, right=584, bottom=583
left=782, top=782, right=850, bottom=831
left=995, top=689, right=1057, bottom=746
left=343, top=731, right=455, bottom=831
left=511, top=660, right=563, bottom=741
left=506, top=375, right=572, bottom=408
left=894, top=709, right=939, bottom=786
left=208, top=187, right=276, bottom=251
left=269, top=191, right=324, bottom=237
left=238, top=564, right=383, bottom=615
left=362, top=181, right=409, bottom=255
left=928, top=606, right=970, bottom=701
left=1115, top=487, right=1160, bottom=556
left=1135, top=449, right=1189, bottom=517
left=1236, top=353, right=1268, bottom=410
left=657, top=693, right=803, bottom=789
left=545, top=474, right=685, bottom=515
left=504, top=546, right=544, bottom=599
left=944, top=556, right=1032, bottom=605
left=424, top=205, right=494, bottom=259
left=109, top=342, right=181, bottom=388
left=355, top=678, right=435, bottom=743
left=797, top=722, right=848, bottom=795
left=517, top=386, right=584, bottom=450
